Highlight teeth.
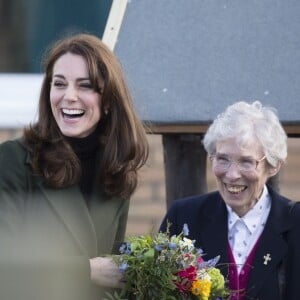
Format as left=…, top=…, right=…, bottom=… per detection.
left=226, top=185, right=246, bottom=193
left=62, top=108, right=84, bottom=115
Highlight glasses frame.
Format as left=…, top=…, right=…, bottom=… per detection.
left=210, top=154, right=266, bottom=172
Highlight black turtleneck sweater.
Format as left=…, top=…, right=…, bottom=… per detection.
left=65, top=130, right=100, bottom=206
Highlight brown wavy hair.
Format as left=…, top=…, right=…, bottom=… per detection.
left=24, top=33, right=149, bottom=199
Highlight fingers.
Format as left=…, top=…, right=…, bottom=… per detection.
left=89, top=257, right=125, bottom=288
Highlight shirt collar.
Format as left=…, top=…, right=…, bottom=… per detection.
left=227, top=185, right=271, bottom=234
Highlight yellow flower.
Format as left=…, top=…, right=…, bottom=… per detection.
left=191, top=279, right=212, bottom=300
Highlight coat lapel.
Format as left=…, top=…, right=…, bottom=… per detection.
left=24, top=142, right=99, bottom=257
left=199, top=194, right=230, bottom=277
left=88, top=187, right=127, bottom=255
left=245, top=191, right=291, bottom=299
left=39, top=183, right=97, bottom=257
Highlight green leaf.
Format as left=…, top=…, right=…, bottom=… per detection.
left=144, top=248, right=154, bottom=257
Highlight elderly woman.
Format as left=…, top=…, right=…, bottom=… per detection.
left=160, top=101, right=300, bottom=300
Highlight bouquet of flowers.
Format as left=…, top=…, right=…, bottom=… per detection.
left=106, top=224, right=229, bottom=300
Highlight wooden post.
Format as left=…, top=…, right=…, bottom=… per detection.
left=162, top=134, right=207, bottom=209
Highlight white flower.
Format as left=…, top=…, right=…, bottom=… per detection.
left=197, top=269, right=212, bottom=281
left=179, top=237, right=195, bottom=250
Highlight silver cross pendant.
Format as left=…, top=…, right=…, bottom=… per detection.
left=263, top=253, right=271, bottom=265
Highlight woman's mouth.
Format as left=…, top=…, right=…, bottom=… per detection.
left=62, top=108, right=85, bottom=118
left=225, top=183, right=247, bottom=194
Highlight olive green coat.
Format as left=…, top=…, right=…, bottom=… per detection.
left=0, top=139, right=129, bottom=300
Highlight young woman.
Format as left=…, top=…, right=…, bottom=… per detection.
left=0, top=33, right=148, bottom=300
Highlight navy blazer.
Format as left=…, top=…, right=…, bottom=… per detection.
left=160, top=187, right=300, bottom=300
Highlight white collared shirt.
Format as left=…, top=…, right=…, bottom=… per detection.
left=227, top=185, right=271, bottom=273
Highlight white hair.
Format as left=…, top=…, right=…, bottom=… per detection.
left=202, top=100, right=287, bottom=167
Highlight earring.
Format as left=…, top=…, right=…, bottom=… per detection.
left=104, top=109, right=108, bottom=115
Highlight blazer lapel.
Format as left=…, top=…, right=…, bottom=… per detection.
left=199, top=195, right=230, bottom=277
left=246, top=192, right=291, bottom=299
left=39, top=183, right=97, bottom=257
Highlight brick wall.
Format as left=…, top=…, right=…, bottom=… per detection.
left=0, top=130, right=299, bottom=237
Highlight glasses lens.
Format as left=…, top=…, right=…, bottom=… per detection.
left=212, top=155, right=230, bottom=170
left=212, top=155, right=258, bottom=172
left=239, top=159, right=256, bottom=172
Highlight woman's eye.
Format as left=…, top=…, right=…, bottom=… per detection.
left=53, top=81, right=66, bottom=88
left=241, top=159, right=255, bottom=167
left=216, top=156, right=229, bottom=163
left=80, top=83, right=93, bottom=89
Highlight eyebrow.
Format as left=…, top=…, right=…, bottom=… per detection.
left=216, top=153, right=255, bottom=159
left=52, top=74, right=90, bottom=81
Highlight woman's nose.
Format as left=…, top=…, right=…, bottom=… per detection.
left=225, top=162, right=242, bottom=179
left=64, top=85, right=78, bottom=101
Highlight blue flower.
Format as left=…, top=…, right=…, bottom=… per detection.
left=154, top=244, right=164, bottom=251
left=182, top=223, right=189, bottom=236
left=168, top=242, right=177, bottom=249
left=119, top=242, right=132, bottom=255
left=199, top=255, right=220, bottom=268
left=119, top=262, right=128, bottom=272
left=196, top=247, right=204, bottom=255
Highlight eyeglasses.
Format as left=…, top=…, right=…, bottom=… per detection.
left=210, top=154, right=266, bottom=173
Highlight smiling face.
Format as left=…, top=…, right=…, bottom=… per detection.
left=50, top=52, right=103, bottom=138
left=212, top=137, right=273, bottom=217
